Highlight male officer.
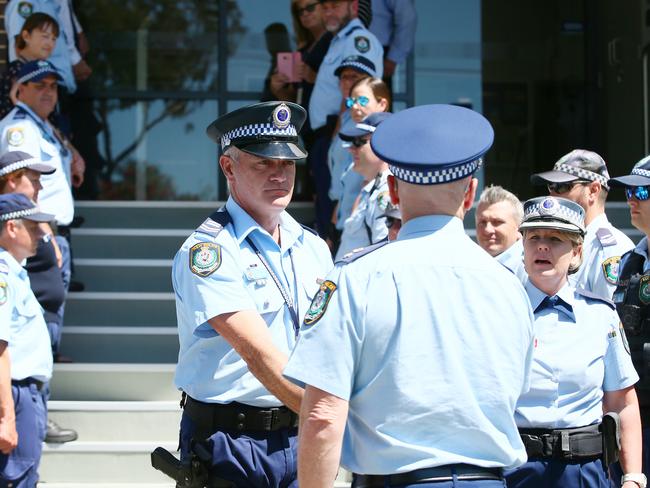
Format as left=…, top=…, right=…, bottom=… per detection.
left=0, top=193, right=54, bottom=487
left=172, top=101, right=333, bottom=487
left=308, top=0, right=383, bottom=238
left=607, top=155, right=650, bottom=488
left=475, top=185, right=526, bottom=281
left=284, top=104, right=535, bottom=487
left=531, top=149, right=633, bottom=298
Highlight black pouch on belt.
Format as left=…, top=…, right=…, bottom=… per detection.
left=601, top=412, right=621, bottom=466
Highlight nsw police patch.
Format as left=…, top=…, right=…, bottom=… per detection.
left=602, top=256, right=621, bottom=285
left=303, top=280, right=337, bottom=327
left=18, top=1, right=33, bottom=18
left=189, top=242, right=222, bottom=277
left=354, top=36, right=370, bottom=53
left=7, top=128, right=24, bottom=146
left=640, top=275, right=650, bottom=305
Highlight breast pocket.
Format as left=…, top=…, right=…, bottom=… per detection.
left=243, top=266, right=285, bottom=321
left=12, top=296, right=39, bottom=323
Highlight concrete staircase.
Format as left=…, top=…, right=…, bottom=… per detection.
left=37, top=199, right=637, bottom=486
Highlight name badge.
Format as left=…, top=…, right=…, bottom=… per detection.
left=245, top=264, right=267, bottom=286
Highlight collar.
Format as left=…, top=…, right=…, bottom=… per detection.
left=585, top=212, right=608, bottom=234
left=497, top=238, right=523, bottom=261
left=361, top=170, right=388, bottom=193
left=0, top=247, right=27, bottom=279
left=634, top=236, right=649, bottom=261
left=525, top=280, right=575, bottom=322
left=225, top=197, right=302, bottom=251
left=397, top=214, right=464, bottom=241
left=16, top=101, right=47, bottom=125
left=335, top=18, right=364, bottom=40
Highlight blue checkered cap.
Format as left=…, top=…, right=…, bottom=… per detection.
left=16, top=60, right=62, bottom=84
left=519, top=196, right=585, bottom=235
left=334, top=55, right=377, bottom=78
left=371, top=104, right=494, bottom=185
left=0, top=193, right=54, bottom=222
left=609, top=154, right=650, bottom=187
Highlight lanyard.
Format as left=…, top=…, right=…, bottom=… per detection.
left=16, top=105, right=70, bottom=159
left=244, top=235, right=301, bottom=337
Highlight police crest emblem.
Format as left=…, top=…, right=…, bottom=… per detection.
left=639, top=275, right=650, bottom=304
left=303, top=280, right=337, bottom=327
left=7, top=128, right=24, bottom=147
left=189, top=242, right=222, bottom=277
left=602, top=256, right=621, bottom=285
left=354, top=36, right=370, bottom=53
left=18, top=2, right=33, bottom=18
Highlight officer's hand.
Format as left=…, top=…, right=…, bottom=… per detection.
left=9, top=80, right=19, bottom=105
left=0, top=417, right=18, bottom=454
left=71, top=147, right=86, bottom=188
left=384, top=58, right=397, bottom=77
left=73, top=60, right=92, bottom=81
left=77, top=32, right=90, bottom=57
left=298, top=61, right=317, bottom=84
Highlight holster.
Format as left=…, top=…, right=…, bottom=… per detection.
left=601, top=412, right=621, bottom=466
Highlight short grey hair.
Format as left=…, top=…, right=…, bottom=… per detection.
left=223, top=146, right=242, bottom=162
left=477, top=185, right=524, bottom=224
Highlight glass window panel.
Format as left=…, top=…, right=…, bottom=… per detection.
left=96, top=100, right=219, bottom=200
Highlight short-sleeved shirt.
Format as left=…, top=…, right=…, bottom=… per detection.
left=0, top=248, right=53, bottom=382
left=285, top=215, right=535, bottom=474
left=5, top=0, right=77, bottom=92
left=309, top=19, right=383, bottom=130
left=328, top=110, right=354, bottom=203
left=173, top=197, right=333, bottom=406
left=496, top=239, right=527, bottom=283
left=0, top=102, right=74, bottom=225
left=369, top=0, right=417, bottom=64
left=569, top=213, right=633, bottom=299
left=335, top=170, right=392, bottom=260
left=515, top=281, right=638, bottom=429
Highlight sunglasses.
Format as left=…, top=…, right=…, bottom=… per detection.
left=547, top=180, right=590, bottom=194
left=626, top=186, right=650, bottom=201
left=345, top=96, right=370, bottom=108
left=350, top=137, right=369, bottom=148
left=297, top=2, right=318, bottom=15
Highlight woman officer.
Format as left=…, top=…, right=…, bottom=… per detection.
left=505, top=196, right=643, bottom=488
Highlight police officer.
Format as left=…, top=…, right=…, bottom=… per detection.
left=0, top=193, right=54, bottom=487
left=608, top=155, right=650, bottom=487
left=171, top=101, right=333, bottom=487
left=335, top=111, right=395, bottom=260
left=284, top=104, right=535, bottom=487
left=531, top=149, right=634, bottom=298
left=504, top=196, right=642, bottom=488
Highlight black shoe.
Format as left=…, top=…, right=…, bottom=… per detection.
left=45, top=419, right=78, bottom=443
left=68, top=280, right=85, bottom=292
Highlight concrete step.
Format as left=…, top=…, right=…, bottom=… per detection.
left=73, top=260, right=173, bottom=293
left=73, top=229, right=187, bottom=260
left=59, top=327, right=178, bottom=363
left=65, top=292, right=176, bottom=327
left=48, top=401, right=180, bottom=442
left=50, top=364, right=177, bottom=401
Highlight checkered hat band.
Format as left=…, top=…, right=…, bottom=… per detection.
left=0, top=207, right=37, bottom=221
left=341, top=61, right=373, bottom=76
left=17, top=67, right=56, bottom=85
left=525, top=202, right=582, bottom=227
left=554, top=163, right=610, bottom=188
left=221, top=123, right=297, bottom=149
left=0, top=158, right=40, bottom=177
left=632, top=168, right=650, bottom=178
left=389, top=158, right=482, bottom=185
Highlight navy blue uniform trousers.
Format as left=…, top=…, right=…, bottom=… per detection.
left=506, top=458, right=609, bottom=488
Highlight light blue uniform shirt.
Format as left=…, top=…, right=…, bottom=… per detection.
left=569, top=213, right=633, bottom=299
left=0, top=249, right=52, bottom=382
left=5, top=0, right=77, bottom=92
left=335, top=170, right=392, bottom=260
left=328, top=110, right=353, bottom=202
left=496, top=239, right=527, bottom=283
left=173, top=197, right=333, bottom=406
left=515, top=281, right=638, bottom=429
left=336, top=164, right=365, bottom=231
left=309, top=19, right=383, bottom=130
left=369, top=0, right=417, bottom=64
left=285, top=215, right=535, bottom=474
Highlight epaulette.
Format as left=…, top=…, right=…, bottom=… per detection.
left=0, top=258, right=8, bottom=274
left=195, top=209, right=231, bottom=238
left=344, top=25, right=362, bottom=37
left=301, top=224, right=318, bottom=236
left=12, top=111, right=26, bottom=120
left=336, top=240, right=389, bottom=264
left=596, top=227, right=617, bottom=247
left=575, top=286, right=616, bottom=310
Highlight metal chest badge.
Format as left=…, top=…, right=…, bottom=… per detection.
left=303, top=280, right=337, bottom=327
left=602, top=256, right=621, bottom=285
left=189, top=242, right=222, bottom=277
left=272, top=103, right=291, bottom=129
left=639, top=275, right=650, bottom=304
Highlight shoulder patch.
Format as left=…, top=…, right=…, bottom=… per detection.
left=12, top=111, right=26, bottom=120
left=195, top=210, right=231, bottom=238
left=575, top=286, right=616, bottom=309
left=0, top=279, right=7, bottom=306
left=17, top=2, right=33, bottom=18
left=300, top=224, right=319, bottom=236
left=7, top=127, right=24, bottom=146
left=639, top=275, right=650, bottom=305
left=354, top=36, right=370, bottom=53
left=189, top=242, right=222, bottom=277
left=602, top=256, right=621, bottom=285
left=596, top=227, right=617, bottom=247
left=337, top=240, right=390, bottom=264
left=303, top=280, right=337, bottom=327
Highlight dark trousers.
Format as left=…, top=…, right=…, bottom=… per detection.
left=505, top=458, right=608, bottom=488
left=179, top=410, right=298, bottom=488
left=307, top=131, right=334, bottom=238
left=0, top=383, right=47, bottom=487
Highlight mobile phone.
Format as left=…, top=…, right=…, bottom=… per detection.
left=277, top=52, right=301, bottom=83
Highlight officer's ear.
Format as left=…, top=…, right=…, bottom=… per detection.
left=387, top=174, right=399, bottom=206
left=462, top=177, right=479, bottom=212
left=219, top=154, right=236, bottom=183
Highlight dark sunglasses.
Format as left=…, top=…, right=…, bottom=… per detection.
left=297, top=2, right=318, bottom=15
left=350, top=137, right=369, bottom=148
left=625, top=186, right=650, bottom=201
left=547, top=180, right=590, bottom=194
left=345, top=96, right=370, bottom=108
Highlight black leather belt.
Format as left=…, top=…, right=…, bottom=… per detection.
left=12, top=378, right=44, bottom=391
left=519, top=424, right=602, bottom=460
left=183, top=396, right=298, bottom=433
left=353, top=464, right=503, bottom=487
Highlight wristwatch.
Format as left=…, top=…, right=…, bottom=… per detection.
left=622, top=473, right=648, bottom=488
